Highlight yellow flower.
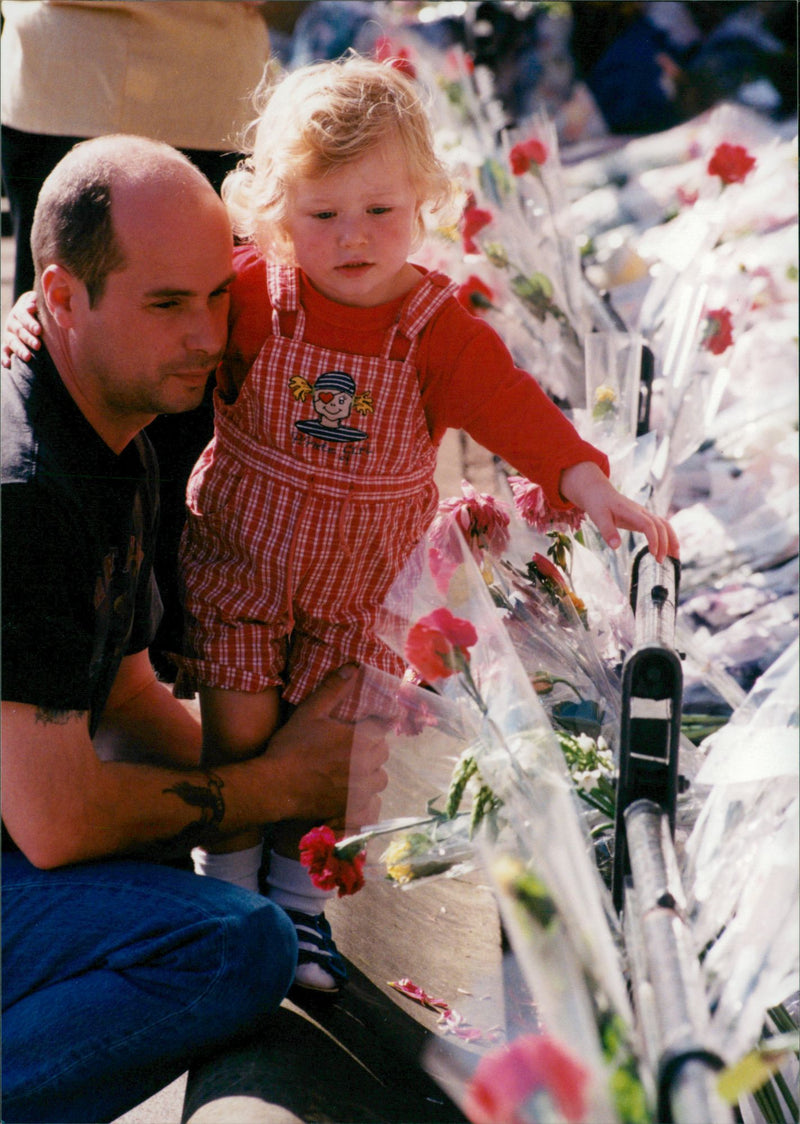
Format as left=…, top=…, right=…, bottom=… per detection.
left=567, top=590, right=586, bottom=615
left=381, top=836, right=419, bottom=884
left=594, top=385, right=616, bottom=405
left=592, top=384, right=618, bottom=423
left=386, top=862, right=415, bottom=885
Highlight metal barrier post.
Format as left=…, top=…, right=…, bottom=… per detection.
left=613, top=549, right=733, bottom=1123
left=612, top=547, right=683, bottom=913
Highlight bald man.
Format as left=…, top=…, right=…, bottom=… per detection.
left=1, top=135, right=386, bottom=1123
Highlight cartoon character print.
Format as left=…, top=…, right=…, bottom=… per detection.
left=289, top=369, right=373, bottom=443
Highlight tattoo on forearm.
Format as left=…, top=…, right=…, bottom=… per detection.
left=164, top=772, right=225, bottom=828
left=150, top=772, right=227, bottom=856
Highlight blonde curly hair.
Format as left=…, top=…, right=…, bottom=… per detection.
left=223, top=54, right=456, bottom=262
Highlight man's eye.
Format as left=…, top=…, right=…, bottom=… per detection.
left=152, top=300, right=180, bottom=310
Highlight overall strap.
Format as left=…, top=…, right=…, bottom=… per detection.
left=266, top=262, right=305, bottom=339
left=381, top=271, right=459, bottom=361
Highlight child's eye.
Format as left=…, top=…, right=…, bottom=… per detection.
left=369, top=206, right=392, bottom=215
left=313, top=211, right=335, bottom=220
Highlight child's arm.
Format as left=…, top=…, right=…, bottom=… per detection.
left=560, top=460, right=678, bottom=562
left=422, top=302, right=679, bottom=561
left=2, top=291, right=41, bottom=366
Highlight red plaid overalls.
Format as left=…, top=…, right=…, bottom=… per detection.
left=178, top=263, right=458, bottom=702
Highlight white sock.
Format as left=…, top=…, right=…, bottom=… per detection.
left=191, top=843, right=263, bottom=893
left=264, top=851, right=333, bottom=915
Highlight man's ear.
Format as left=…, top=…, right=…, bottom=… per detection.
left=40, top=264, right=81, bottom=326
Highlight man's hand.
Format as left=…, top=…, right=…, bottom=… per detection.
left=2, top=291, right=41, bottom=366
left=262, top=665, right=390, bottom=828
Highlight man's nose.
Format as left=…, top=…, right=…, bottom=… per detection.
left=185, top=304, right=227, bottom=355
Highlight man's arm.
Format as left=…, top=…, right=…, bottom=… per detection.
left=2, top=660, right=388, bottom=870
left=93, top=650, right=203, bottom=766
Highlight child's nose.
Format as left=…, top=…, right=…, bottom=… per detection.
left=339, top=218, right=367, bottom=246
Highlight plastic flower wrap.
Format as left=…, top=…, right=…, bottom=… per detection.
left=581, top=330, right=644, bottom=479
left=375, top=523, right=640, bottom=1107
left=502, top=115, right=588, bottom=335
left=430, top=478, right=629, bottom=758
left=683, top=638, right=795, bottom=980
left=682, top=641, right=799, bottom=1068
left=300, top=663, right=497, bottom=893
left=425, top=481, right=634, bottom=876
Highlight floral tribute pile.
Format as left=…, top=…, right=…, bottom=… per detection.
left=297, top=25, right=797, bottom=1124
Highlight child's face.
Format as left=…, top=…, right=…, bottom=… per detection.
left=284, top=138, right=421, bottom=308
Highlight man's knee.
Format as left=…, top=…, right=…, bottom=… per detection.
left=208, top=889, right=298, bottom=1026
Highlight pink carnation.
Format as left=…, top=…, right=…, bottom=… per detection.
left=464, top=1033, right=589, bottom=1124
left=508, top=476, right=583, bottom=533
left=431, top=481, right=510, bottom=564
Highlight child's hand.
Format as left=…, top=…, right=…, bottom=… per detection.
left=2, top=291, right=41, bottom=367
left=560, top=461, right=679, bottom=563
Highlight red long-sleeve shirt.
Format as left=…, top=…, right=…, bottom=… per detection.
left=221, top=245, right=608, bottom=509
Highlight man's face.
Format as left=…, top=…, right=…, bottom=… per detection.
left=69, top=176, right=234, bottom=427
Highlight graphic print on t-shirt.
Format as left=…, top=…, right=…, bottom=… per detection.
left=289, top=369, right=373, bottom=443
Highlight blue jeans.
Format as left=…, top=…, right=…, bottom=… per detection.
left=2, top=852, right=297, bottom=1123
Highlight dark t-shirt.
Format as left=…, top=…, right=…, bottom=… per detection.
left=1, top=345, right=162, bottom=739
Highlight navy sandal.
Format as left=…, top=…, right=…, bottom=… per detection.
left=285, top=909, right=348, bottom=994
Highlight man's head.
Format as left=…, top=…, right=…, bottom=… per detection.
left=31, top=142, right=126, bottom=309
left=31, top=135, right=235, bottom=450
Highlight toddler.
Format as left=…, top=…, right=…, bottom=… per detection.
left=177, top=55, right=678, bottom=992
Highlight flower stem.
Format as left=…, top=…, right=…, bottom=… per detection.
left=546, top=675, right=584, bottom=701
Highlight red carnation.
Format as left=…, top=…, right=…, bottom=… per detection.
left=509, top=137, right=549, bottom=176
left=299, top=825, right=366, bottom=897
left=529, top=552, right=568, bottom=589
left=702, top=307, right=735, bottom=355
left=461, top=206, right=493, bottom=254
left=707, top=142, right=756, bottom=185
left=404, top=608, right=478, bottom=683
left=456, top=274, right=496, bottom=316
left=374, top=36, right=416, bottom=79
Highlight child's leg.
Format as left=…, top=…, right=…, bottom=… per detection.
left=261, top=715, right=345, bottom=993
left=263, top=825, right=347, bottom=994
left=191, top=685, right=280, bottom=891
